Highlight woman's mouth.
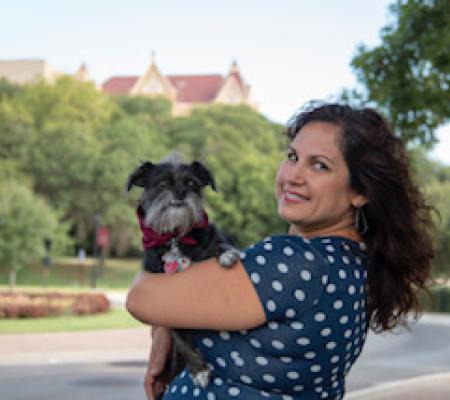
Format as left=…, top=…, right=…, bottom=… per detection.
left=283, top=191, right=309, bottom=203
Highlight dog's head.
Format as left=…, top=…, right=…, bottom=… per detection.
left=127, top=152, right=216, bottom=235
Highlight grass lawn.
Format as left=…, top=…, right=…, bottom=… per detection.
left=0, top=257, right=141, bottom=290
left=0, top=308, right=144, bottom=334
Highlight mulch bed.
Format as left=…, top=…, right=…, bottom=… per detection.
left=0, top=291, right=111, bottom=318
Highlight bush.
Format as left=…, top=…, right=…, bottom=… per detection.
left=420, top=285, right=450, bottom=313
left=0, top=291, right=110, bottom=318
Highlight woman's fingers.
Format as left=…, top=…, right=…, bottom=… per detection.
left=149, top=326, right=171, bottom=376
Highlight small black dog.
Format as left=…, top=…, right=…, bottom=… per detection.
left=127, top=151, right=239, bottom=389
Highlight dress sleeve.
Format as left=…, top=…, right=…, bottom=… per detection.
left=240, top=236, right=329, bottom=321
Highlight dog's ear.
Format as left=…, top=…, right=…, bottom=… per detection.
left=126, top=162, right=154, bottom=191
left=191, top=161, right=216, bottom=191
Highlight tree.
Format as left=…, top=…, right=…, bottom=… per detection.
left=0, top=179, right=70, bottom=288
left=351, top=0, right=450, bottom=146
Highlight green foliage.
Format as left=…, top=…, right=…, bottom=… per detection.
left=0, top=179, right=70, bottom=286
left=351, top=0, right=450, bottom=146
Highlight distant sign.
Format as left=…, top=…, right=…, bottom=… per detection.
left=96, top=227, right=109, bottom=247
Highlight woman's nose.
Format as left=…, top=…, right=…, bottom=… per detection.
left=284, top=162, right=306, bottom=184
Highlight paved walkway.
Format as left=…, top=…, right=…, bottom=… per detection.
left=1, top=293, right=449, bottom=399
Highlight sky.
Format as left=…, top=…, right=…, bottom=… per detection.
left=1, top=0, right=449, bottom=164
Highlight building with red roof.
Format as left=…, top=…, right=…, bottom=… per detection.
left=102, top=56, right=256, bottom=116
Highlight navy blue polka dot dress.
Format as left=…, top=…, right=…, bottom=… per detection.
left=163, top=235, right=369, bottom=399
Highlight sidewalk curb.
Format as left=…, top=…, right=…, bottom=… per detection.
left=346, top=371, right=450, bottom=399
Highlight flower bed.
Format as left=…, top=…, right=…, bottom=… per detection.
left=0, top=291, right=111, bottom=318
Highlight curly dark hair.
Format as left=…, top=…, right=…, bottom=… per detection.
left=285, top=102, right=435, bottom=332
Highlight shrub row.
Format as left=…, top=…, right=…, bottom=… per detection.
left=0, top=291, right=110, bottom=318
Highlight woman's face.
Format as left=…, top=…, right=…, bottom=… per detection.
left=275, top=121, right=365, bottom=237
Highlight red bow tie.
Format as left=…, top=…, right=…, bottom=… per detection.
left=137, top=206, right=209, bottom=249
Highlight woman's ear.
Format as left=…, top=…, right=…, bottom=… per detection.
left=351, top=192, right=368, bottom=208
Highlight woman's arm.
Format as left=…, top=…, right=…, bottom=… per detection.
left=126, top=258, right=266, bottom=330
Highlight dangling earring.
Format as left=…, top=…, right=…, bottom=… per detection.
left=355, top=207, right=369, bottom=235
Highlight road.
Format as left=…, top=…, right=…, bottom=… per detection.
left=1, top=314, right=449, bottom=399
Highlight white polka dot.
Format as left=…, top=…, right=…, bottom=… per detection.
left=240, top=375, right=252, bottom=384
left=354, top=270, right=361, bottom=279
left=339, top=269, right=347, bottom=279
left=321, top=327, right=332, bottom=337
left=256, top=356, right=269, bottom=366
left=315, top=386, right=323, bottom=393
left=304, top=251, right=315, bottom=261
left=202, top=338, right=213, bottom=347
left=272, top=340, right=285, bottom=350
left=360, top=242, right=367, bottom=251
left=171, top=385, right=177, bottom=393
left=287, top=371, right=300, bottom=379
left=240, top=329, right=248, bottom=335
left=295, top=289, right=306, bottom=301
left=327, top=255, right=335, bottom=263
left=285, top=308, right=296, bottom=318
left=293, top=385, right=304, bottom=392
left=326, top=284, right=336, bottom=294
left=250, top=338, right=261, bottom=348
left=342, top=255, right=350, bottom=264
left=277, top=263, right=289, bottom=273
left=291, top=321, right=304, bottom=330
left=344, top=329, right=352, bottom=338
left=326, top=245, right=335, bottom=252
left=282, top=395, right=294, bottom=400
left=333, top=300, right=343, bottom=310
left=207, top=392, right=216, bottom=400
left=256, top=255, right=266, bottom=265
left=260, top=391, right=270, bottom=397
left=300, top=270, right=312, bottom=281
left=340, top=315, right=349, bottom=324
left=230, top=351, right=239, bottom=359
left=314, top=377, right=324, bottom=384
left=326, top=341, right=337, bottom=350
left=180, top=370, right=187, bottom=378
left=181, top=385, right=188, bottom=394
left=268, top=321, right=279, bottom=330
left=234, top=357, right=244, bottom=367
left=330, top=355, right=340, bottom=364
left=297, top=337, right=310, bottom=346
left=263, top=242, right=273, bottom=251
left=250, top=272, right=261, bottom=284
left=229, top=387, right=240, bottom=396
left=193, top=387, right=200, bottom=396
left=219, top=331, right=231, bottom=340
left=280, top=356, right=293, bottom=363
left=348, top=285, right=356, bottom=295
left=266, top=299, right=276, bottom=312
left=216, top=357, right=226, bottom=368
left=311, top=364, right=322, bottom=373
left=355, top=256, right=362, bottom=265
left=263, top=374, right=275, bottom=383
left=314, top=312, right=326, bottom=322
left=283, top=246, right=294, bottom=256
left=214, top=377, right=223, bottom=385
left=272, top=280, right=283, bottom=292
left=304, top=351, right=316, bottom=359
left=322, top=275, right=329, bottom=284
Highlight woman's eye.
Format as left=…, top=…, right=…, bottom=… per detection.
left=287, top=151, right=298, bottom=162
left=313, top=161, right=328, bottom=171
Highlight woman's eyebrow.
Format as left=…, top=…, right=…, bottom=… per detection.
left=288, top=146, right=335, bottom=164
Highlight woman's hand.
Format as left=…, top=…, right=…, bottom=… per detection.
left=144, top=326, right=172, bottom=400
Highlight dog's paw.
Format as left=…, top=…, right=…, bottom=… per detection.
left=192, top=370, right=210, bottom=388
left=218, top=248, right=240, bottom=268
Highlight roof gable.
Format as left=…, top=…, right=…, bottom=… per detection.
left=167, top=75, right=224, bottom=103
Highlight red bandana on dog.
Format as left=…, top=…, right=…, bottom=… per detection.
left=136, top=205, right=209, bottom=249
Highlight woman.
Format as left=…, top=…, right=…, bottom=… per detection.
left=126, top=103, right=434, bottom=399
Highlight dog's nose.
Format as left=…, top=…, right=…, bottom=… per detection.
left=175, top=188, right=187, bottom=200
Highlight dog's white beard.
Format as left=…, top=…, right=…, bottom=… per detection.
left=145, top=192, right=204, bottom=236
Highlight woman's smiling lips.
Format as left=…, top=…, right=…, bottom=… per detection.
left=282, top=190, right=310, bottom=203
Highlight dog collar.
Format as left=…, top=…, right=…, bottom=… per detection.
left=136, top=205, right=209, bottom=249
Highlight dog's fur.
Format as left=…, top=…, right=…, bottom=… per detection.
left=127, top=152, right=236, bottom=389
